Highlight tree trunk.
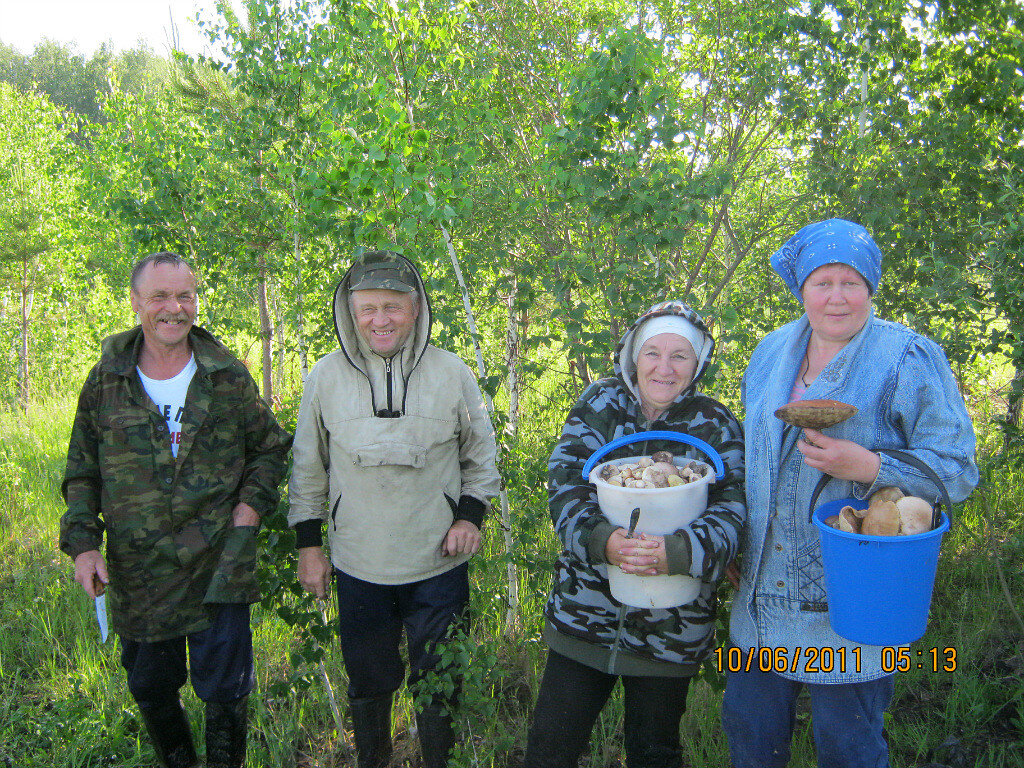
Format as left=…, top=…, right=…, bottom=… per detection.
left=18, top=261, right=33, bottom=412
left=1004, top=362, right=1024, bottom=453
left=294, top=219, right=308, bottom=382
left=505, top=281, right=521, bottom=437
left=273, top=279, right=285, bottom=396
left=570, top=352, right=591, bottom=396
left=257, top=258, right=274, bottom=404
left=441, top=224, right=520, bottom=636
left=858, top=39, right=870, bottom=140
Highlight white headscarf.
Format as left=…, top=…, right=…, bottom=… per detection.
left=632, top=315, right=712, bottom=375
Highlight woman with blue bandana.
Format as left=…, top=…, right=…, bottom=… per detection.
left=721, top=219, right=978, bottom=768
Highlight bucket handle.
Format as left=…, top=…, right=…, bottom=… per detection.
left=807, top=448, right=953, bottom=529
left=581, top=430, right=726, bottom=482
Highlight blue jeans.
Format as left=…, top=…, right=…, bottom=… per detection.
left=119, top=603, right=254, bottom=706
left=721, top=667, right=895, bottom=768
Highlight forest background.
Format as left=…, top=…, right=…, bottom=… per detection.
left=1, top=0, right=1022, bottom=766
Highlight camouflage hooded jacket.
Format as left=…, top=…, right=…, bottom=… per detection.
left=544, top=301, right=745, bottom=673
left=60, top=326, right=292, bottom=642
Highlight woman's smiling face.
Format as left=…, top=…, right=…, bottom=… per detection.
left=635, top=333, right=697, bottom=419
left=800, top=263, right=872, bottom=344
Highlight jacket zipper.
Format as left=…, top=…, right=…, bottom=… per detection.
left=384, top=356, right=394, bottom=413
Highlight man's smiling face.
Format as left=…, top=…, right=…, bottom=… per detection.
left=350, top=288, right=419, bottom=358
left=130, top=261, right=197, bottom=353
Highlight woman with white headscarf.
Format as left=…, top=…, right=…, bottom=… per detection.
left=523, top=300, right=745, bottom=768
left=722, top=219, right=979, bottom=768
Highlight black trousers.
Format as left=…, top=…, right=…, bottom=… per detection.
left=119, top=604, right=254, bottom=707
left=524, top=649, right=691, bottom=768
left=334, top=563, right=469, bottom=701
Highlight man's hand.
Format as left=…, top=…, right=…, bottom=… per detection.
left=442, top=520, right=481, bottom=556
left=74, top=550, right=109, bottom=598
left=231, top=501, right=260, bottom=527
left=297, top=546, right=331, bottom=599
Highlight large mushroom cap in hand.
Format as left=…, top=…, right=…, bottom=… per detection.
left=775, top=399, right=858, bottom=429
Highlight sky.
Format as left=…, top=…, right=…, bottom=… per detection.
left=0, top=0, right=245, bottom=58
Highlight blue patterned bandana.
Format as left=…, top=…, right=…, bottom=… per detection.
left=771, top=218, right=882, bottom=299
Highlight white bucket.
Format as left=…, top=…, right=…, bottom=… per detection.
left=590, top=456, right=715, bottom=609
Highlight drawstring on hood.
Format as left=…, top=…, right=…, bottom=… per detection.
left=332, top=252, right=433, bottom=417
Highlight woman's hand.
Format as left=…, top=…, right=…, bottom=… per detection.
left=798, top=428, right=881, bottom=485
left=605, top=529, right=668, bottom=576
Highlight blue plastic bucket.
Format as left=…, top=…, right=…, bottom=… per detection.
left=812, top=501, right=950, bottom=646
left=809, top=449, right=953, bottom=646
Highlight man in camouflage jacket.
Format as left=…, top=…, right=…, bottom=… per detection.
left=60, top=252, right=291, bottom=768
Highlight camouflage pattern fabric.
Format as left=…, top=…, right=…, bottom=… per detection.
left=347, top=250, right=418, bottom=293
left=544, top=301, right=746, bottom=672
left=60, top=325, right=292, bottom=642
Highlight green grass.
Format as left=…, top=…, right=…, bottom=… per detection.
left=1, top=398, right=1022, bottom=767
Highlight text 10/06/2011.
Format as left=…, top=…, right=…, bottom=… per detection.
left=714, top=645, right=958, bottom=675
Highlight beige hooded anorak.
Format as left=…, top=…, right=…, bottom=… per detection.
left=288, top=256, right=499, bottom=584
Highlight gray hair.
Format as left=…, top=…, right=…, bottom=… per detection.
left=130, top=252, right=194, bottom=292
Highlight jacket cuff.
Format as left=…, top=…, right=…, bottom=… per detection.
left=454, top=495, right=487, bottom=528
left=664, top=534, right=693, bottom=576
left=293, top=519, right=324, bottom=549
left=59, top=524, right=103, bottom=561
left=586, top=521, right=619, bottom=564
left=238, top=487, right=276, bottom=519
left=856, top=451, right=894, bottom=500
left=62, top=538, right=103, bottom=561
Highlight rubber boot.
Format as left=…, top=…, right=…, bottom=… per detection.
left=349, top=694, right=393, bottom=768
left=205, top=696, right=248, bottom=768
left=415, top=705, right=455, bottom=768
left=138, top=698, right=199, bottom=768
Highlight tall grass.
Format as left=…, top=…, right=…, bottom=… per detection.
left=1, top=398, right=1021, bottom=767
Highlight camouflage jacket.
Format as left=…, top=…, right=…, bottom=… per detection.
left=544, top=301, right=745, bottom=674
left=60, top=326, right=292, bottom=642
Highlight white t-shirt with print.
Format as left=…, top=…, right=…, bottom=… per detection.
left=137, top=356, right=197, bottom=458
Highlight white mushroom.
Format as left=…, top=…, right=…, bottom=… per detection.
left=838, top=506, right=861, bottom=533
left=896, top=496, right=933, bottom=535
left=869, top=486, right=905, bottom=505
left=640, top=467, right=669, bottom=488
left=861, top=500, right=900, bottom=536
left=652, top=461, right=680, bottom=477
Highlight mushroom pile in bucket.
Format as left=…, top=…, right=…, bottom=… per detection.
left=825, top=486, right=934, bottom=536
left=597, top=451, right=709, bottom=489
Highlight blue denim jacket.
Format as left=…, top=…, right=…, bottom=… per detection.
left=730, top=310, right=978, bottom=683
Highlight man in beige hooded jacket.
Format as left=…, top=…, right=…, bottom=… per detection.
left=289, top=250, right=499, bottom=768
